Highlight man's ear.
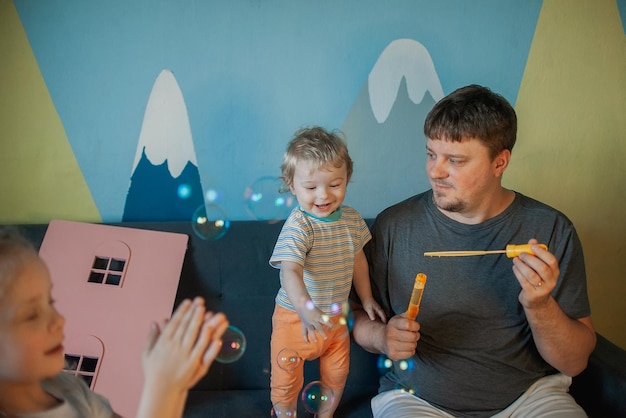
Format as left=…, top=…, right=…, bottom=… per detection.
left=494, top=149, right=511, bottom=177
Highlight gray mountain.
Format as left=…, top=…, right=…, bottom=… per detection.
left=341, top=39, right=442, bottom=218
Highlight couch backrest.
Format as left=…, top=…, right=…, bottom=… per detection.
left=15, top=220, right=380, bottom=392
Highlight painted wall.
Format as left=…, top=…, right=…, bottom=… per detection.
left=1, top=0, right=625, bottom=348
left=505, top=0, right=626, bottom=350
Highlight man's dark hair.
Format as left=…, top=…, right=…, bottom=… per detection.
left=424, top=84, right=517, bottom=159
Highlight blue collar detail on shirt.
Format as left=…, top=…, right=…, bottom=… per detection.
left=300, top=206, right=343, bottom=222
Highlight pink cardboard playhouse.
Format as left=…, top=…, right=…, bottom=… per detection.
left=38, top=219, right=188, bottom=417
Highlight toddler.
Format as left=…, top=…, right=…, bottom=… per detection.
left=269, top=127, right=385, bottom=417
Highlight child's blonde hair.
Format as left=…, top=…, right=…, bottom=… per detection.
left=280, top=126, right=353, bottom=189
left=0, top=226, right=39, bottom=301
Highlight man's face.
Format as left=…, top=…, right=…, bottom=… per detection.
left=425, top=137, right=508, bottom=221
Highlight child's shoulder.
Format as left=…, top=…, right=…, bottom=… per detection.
left=43, top=372, right=87, bottom=394
left=40, top=373, right=113, bottom=417
left=340, top=205, right=366, bottom=221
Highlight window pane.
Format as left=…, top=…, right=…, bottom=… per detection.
left=64, top=354, right=80, bottom=371
left=88, top=272, right=105, bottom=283
left=105, top=274, right=122, bottom=286
left=92, top=256, right=109, bottom=270
left=109, top=258, right=126, bottom=272
left=80, top=356, right=98, bottom=372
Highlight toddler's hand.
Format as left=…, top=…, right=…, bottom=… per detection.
left=297, top=303, right=329, bottom=344
left=362, top=297, right=387, bottom=323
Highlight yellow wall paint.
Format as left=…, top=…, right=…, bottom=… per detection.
left=0, top=0, right=101, bottom=224
left=507, top=0, right=626, bottom=348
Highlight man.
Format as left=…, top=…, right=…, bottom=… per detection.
left=352, top=84, right=596, bottom=417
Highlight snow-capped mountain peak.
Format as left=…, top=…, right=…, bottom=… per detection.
left=132, top=69, right=198, bottom=178
left=368, top=39, right=444, bottom=123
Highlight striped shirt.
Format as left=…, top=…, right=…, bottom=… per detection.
left=270, top=206, right=371, bottom=314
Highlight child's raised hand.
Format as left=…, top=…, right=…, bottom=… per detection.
left=142, top=297, right=229, bottom=391
left=362, top=297, right=387, bottom=323
left=135, top=297, right=228, bottom=418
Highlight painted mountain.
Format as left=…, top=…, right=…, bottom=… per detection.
left=123, top=69, right=204, bottom=222
left=341, top=39, right=444, bottom=217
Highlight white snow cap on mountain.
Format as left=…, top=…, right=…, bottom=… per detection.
left=368, top=39, right=444, bottom=124
left=132, top=69, right=198, bottom=178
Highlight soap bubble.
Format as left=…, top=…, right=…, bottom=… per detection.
left=277, top=348, right=302, bottom=372
left=271, top=402, right=297, bottom=417
left=331, top=301, right=354, bottom=332
left=192, top=203, right=230, bottom=240
left=398, top=359, right=415, bottom=371
left=376, top=354, right=415, bottom=375
left=205, top=188, right=221, bottom=203
left=377, top=354, right=393, bottom=375
left=244, top=176, right=296, bottom=221
left=216, top=325, right=246, bottom=363
left=175, top=182, right=203, bottom=215
left=393, top=383, right=416, bottom=395
left=301, top=381, right=335, bottom=414
left=177, top=183, right=193, bottom=199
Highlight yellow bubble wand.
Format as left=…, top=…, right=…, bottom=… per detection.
left=423, top=243, right=548, bottom=258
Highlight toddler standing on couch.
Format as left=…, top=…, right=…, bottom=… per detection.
left=269, top=126, right=386, bottom=417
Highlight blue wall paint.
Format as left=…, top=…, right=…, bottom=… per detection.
left=14, top=0, right=542, bottom=221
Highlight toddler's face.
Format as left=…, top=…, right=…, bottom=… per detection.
left=290, top=161, right=347, bottom=218
left=0, top=257, right=66, bottom=384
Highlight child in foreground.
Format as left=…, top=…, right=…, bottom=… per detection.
left=269, top=127, right=386, bottom=417
left=0, top=226, right=228, bottom=418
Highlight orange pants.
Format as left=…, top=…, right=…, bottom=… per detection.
left=270, top=304, right=350, bottom=408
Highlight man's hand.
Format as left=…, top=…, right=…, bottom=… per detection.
left=383, top=313, right=420, bottom=361
left=512, top=239, right=559, bottom=309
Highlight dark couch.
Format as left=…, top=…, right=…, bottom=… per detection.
left=16, top=220, right=626, bottom=417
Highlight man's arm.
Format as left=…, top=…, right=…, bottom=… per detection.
left=526, top=305, right=595, bottom=376
left=352, top=249, right=386, bottom=322
left=513, top=241, right=596, bottom=376
left=351, top=303, right=421, bottom=361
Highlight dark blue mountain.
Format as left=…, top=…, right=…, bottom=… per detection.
left=122, top=148, right=203, bottom=222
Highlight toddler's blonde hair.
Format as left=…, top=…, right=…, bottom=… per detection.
left=281, top=126, right=353, bottom=189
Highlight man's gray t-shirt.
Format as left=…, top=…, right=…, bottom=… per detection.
left=364, top=190, right=590, bottom=417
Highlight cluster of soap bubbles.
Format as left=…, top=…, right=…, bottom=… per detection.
left=329, top=301, right=354, bottom=332
left=377, top=353, right=415, bottom=375
left=272, top=301, right=357, bottom=415
left=180, top=176, right=296, bottom=241
left=273, top=346, right=335, bottom=416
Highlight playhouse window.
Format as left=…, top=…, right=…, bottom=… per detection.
left=88, top=256, right=127, bottom=286
left=63, top=354, right=99, bottom=388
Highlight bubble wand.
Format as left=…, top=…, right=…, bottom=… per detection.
left=424, top=243, right=548, bottom=258
left=407, top=273, right=427, bottom=321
